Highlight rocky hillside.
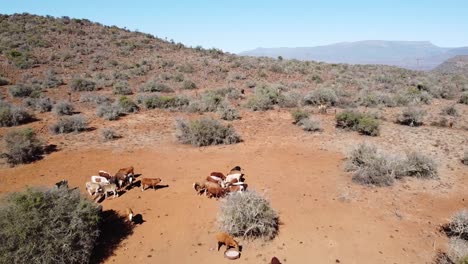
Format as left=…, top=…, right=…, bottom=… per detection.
left=434, top=55, right=468, bottom=75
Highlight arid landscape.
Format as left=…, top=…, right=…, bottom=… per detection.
left=0, top=14, right=467, bottom=264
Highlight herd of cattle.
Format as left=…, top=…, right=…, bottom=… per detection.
left=193, top=166, right=248, bottom=198
left=84, top=166, right=162, bottom=200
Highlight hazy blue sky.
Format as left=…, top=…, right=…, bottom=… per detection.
left=2, top=0, right=467, bottom=53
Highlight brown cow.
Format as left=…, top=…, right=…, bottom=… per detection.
left=140, top=178, right=162, bottom=191
left=216, top=232, right=239, bottom=251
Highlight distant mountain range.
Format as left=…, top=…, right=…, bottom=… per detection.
left=239, top=41, right=468, bottom=70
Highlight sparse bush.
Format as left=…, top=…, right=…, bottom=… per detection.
left=42, top=69, right=64, bottom=88
left=137, top=94, right=190, bottom=110
left=188, top=90, right=226, bottom=113
left=291, top=109, right=309, bottom=124
left=117, top=96, right=138, bottom=113
left=9, top=84, right=35, bottom=98
left=245, top=85, right=282, bottom=111
left=459, top=92, right=468, bottom=105
left=113, top=81, right=132, bottom=95
left=6, top=50, right=35, bottom=69
left=175, top=117, right=241, bottom=146
left=181, top=80, right=197, bottom=90
left=303, top=87, right=337, bottom=106
left=217, top=191, right=279, bottom=240
left=2, top=128, right=44, bottom=165
left=441, top=105, right=459, bottom=116
left=139, top=79, right=173, bottom=93
left=448, top=238, right=468, bottom=264
left=101, top=128, right=118, bottom=141
left=0, top=187, right=100, bottom=263
left=404, top=151, right=438, bottom=178
left=346, top=143, right=399, bottom=186
left=79, top=93, right=111, bottom=105
left=53, top=101, right=74, bottom=115
left=0, top=103, right=34, bottom=127
left=24, top=97, right=53, bottom=113
left=445, top=210, right=468, bottom=240
left=336, top=110, right=380, bottom=136
left=278, top=91, right=301, bottom=108
left=218, top=103, right=240, bottom=121
left=396, top=107, right=426, bottom=126
left=50, top=115, right=88, bottom=134
left=70, top=77, right=96, bottom=91
left=96, top=103, right=122, bottom=120
left=298, top=118, right=322, bottom=132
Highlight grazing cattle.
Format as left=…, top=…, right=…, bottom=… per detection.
left=115, top=166, right=135, bottom=188
left=91, top=175, right=110, bottom=185
left=98, top=170, right=112, bottom=179
left=204, top=181, right=226, bottom=198
left=117, top=166, right=134, bottom=177
left=55, top=179, right=68, bottom=189
left=226, top=166, right=244, bottom=183
left=210, top=172, right=226, bottom=180
left=126, top=208, right=133, bottom=222
left=216, top=232, right=240, bottom=251
left=101, top=183, right=118, bottom=199
left=271, top=257, right=282, bottom=264
left=140, top=178, right=162, bottom=191
left=207, top=175, right=225, bottom=187
left=193, top=182, right=207, bottom=195
left=85, top=182, right=102, bottom=196
left=227, top=183, right=248, bottom=193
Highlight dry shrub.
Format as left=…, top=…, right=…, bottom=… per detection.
left=218, top=103, right=240, bottom=121
left=396, top=107, right=426, bottom=126
left=101, top=128, right=118, bottom=141
left=0, top=187, right=100, bottom=263
left=0, top=102, right=34, bottom=127
left=96, top=103, right=122, bottom=120
left=79, top=93, right=111, bottom=105
left=303, top=87, right=337, bottom=106
left=291, top=108, right=309, bottom=124
left=24, top=97, right=53, bottom=112
left=336, top=110, right=380, bottom=136
left=404, top=151, right=438, bottom=179
left=50, top=115, right=88, bottom=134
left=70, top=77, right=96, bottom=91
left=175, top=117, right=241, bottom=147
left=53, top=101, right=74, bottom=115
left=217, top=191, right=279, bottom=240
left=297, top=117, right=322, bottom=132
left=2, top=128, right=44, bottom=165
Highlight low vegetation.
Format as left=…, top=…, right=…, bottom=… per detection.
left=175, top=117, right=241, bottom=146
left=70, top=77, right=96, bottom=91
left=290, top=108, right=309, bottom=124
left=9, top=84, right=39, bottom=98
left=218, top=103, right=240, bottom=121
left=0, top=187, right=100, bottom=263
left=217, top=191, right=279, bottom=240
left=50, top=115, right=88, bottom=134
left=101, top=128, right=118, bottom=141
left=53, top=101, right=74, bottom=115
left=245, top=84, right=283, bottom=111
left=458, top=92, right=468, bottom=105
left=139, top=79, right=174, bottom=93
left=346, top=143, right=438, bottom=186
left=113, top=81, right=133, bottom=95
left=96, top=103, right=122, bottom=120
left=336, top=110, right=380, bottom=136
left=303, top=87, right=338, bottom=106
left=2, top=128, right=44, bottom=165
left=24, top=97, right=53, bottom=112
left=438, top=209, right=468, bottom=264
left=137, top=94, right=190, bottom=110
left=297, top=117, right=322, bottom=132
left=396, top=107, right=426, bottom=126
left=117, top=96, right=139, bottom=113
left=0, top=102, right=34, bottom=127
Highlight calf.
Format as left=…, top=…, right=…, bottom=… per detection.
left=91, top=175, right=110, bottom=185
left=193, top=182, right=207, bottom=195
left=140, top=178, right=162, bottom=191
left=85, top=182, right=102, bottom=196
left=204, top=181, right=226, bottom=199
left=101, top=183, right=118, bottom=199
left=98, top=170, right=112, bottom=179
left=216, top=232, right=239, bottom=251
left=206, top=175, right=225, bottom=187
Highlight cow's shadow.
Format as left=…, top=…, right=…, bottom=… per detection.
left=90, top=209, right=134, bottom=263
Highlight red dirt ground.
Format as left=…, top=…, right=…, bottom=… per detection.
left=0, top=111, right=466, bottom=264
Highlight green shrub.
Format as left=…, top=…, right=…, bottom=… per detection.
left=53, top=101, right=74, bottom=115
left=0, top=187, right=100, bottom=263
left=303, top=87, right=337, bottom=106
left=298, top=118, right=322, bottom=132
left=70, top=78, right=96, bottom=91
left=50, top=115, right=88, bottom=134
left=396, top=107, right=426, bottom=126
left=113, top=81, right=132, bottom=95
left=246, top=85, right=282, bottom=111
left=459, top=92, right=468, bottom=105
left=356, top=116, right=380, bottom=136
left=291, top=109, right=309, bottom=124
left=2, top=128, right=44, bottom=165
left=175, top=117, right=241, bottom=146
left=117, top=96, right=138, bottom=113
left=6, top=50, right=36, bottom=69
left=9, top=84, right=36, bottom=98
left=217, top=191, right=279, bottom=240
left=137, top=94, right=190, bottom=110
left=0, top=103, right=34, bottom=127
left=336, top=110, right=380, bottom=136
left=139, top=79, right=173, bottom=93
